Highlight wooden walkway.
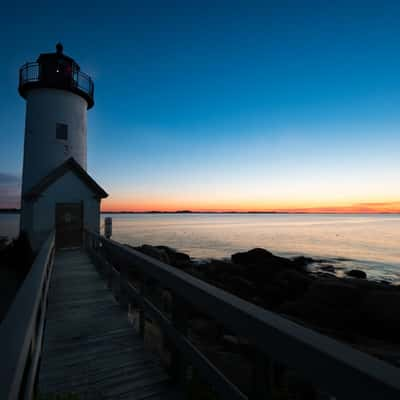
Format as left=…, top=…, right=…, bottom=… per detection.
left=38, top=249, right=180, bottom=400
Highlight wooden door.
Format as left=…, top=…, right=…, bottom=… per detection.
left=55, top=203, right=83, bottom=249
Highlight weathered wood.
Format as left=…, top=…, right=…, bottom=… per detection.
left=38, top=249, right=180, bottom=399
left=139, top=292, right=246, bottom=400
left=139, top=279, right=146, bottom=339
left=119, top=263, right=129, bottom=310
left=0, top=232, right=55, bottom=400
left=86, top=230, right=400, bottom=400
left=250, top=352, right=272, bottom=400
left=170, top=295, right=189, bottom=385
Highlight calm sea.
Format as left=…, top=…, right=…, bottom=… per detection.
left=1, top=213, right=399, bottom=283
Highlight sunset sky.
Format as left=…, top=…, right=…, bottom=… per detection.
left=1, top=1, right=400, bottom=213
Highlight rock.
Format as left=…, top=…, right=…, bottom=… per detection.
left=291, top=255, right=315, bottom=269
left=156, top=246, right=191, bottom=268
left=202, top=259, right=246, bottom=281
left=320, top=265, right=335, bottom=273
left=305, top=279, right=361, bottom=307
left=226, top=276, right=256, bottom=300
left=359, top=291, right=400, bottom=341
left=346, top=269, right=367, bottom=279
left=313, top=271, right=337, bottom=279
left=232, top=248, right=281, bottom=266
left=346, top=278, right=393, bottom=292
left=275, top=269, right=313, bottom=300
left=132, top=245, right=191, bottom=269
left=231, top=248, right=297, bottom=281
left=261, top=283, right=289, bottom=308
left=134, top=244, right=170, bottom=264
left=279, top=279, right=362, bottom=331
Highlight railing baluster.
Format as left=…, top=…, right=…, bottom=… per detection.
left=170, top=294, right=189, bottom=385
left=119, top=263, right=128, bottom=310
left=250, top=352, right=272, bottom=399
left=139, top=276, right=146, bottom=338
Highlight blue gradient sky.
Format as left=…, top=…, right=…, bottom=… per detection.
left=1, top=1, right=400, bottom=211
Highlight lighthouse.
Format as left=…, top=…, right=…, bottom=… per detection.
left=19, top=43, right=107, bottom=249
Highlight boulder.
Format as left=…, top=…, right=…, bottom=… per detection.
left=320, top=265, right=335, bottom=273
left=291, top=255, right=315, bottom=269
left=231, top=248, right=296, bottom=281
left=156, top=246, right=191, bottom=268
left=202, top=259, right=246, bottom=281
left=304, top=279, right=361, bottom=307
left=279, top=279, right=362, bottom=331
left=226, top=276, right=256, bottom=300
left=232, top=248, right=284, bottom=266
left=261, top=283, right=289, bottom=308
left=134, top=245, right=170, bottom=264
left=275, top=269, right=313, bottom=300
left=346, top=269, right=367, bottom=279
left=359, top=291, right=400, bottom=341
left=133, top=245, right=191, bottom=269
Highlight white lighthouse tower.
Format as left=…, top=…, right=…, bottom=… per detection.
left=19, top=43, right=107, bottom=249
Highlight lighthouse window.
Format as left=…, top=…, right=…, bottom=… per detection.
left=56, top=123, right=68, bottom=140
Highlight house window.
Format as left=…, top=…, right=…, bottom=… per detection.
left=56, top=123, right=68, bottom=140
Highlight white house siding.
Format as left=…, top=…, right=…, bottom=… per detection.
left=28, top=171, right=100, bottom=249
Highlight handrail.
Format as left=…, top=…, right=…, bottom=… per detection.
left=85, top=230, right=400, bottom=400
left=0, top=232, right=55, bottom=400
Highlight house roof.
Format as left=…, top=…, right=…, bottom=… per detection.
left=24, top=157, right=108, bottom=200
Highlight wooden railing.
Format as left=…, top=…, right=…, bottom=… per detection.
left=84, top=230, right=400, bottom=400
left=0, top=232, right=55, bottom=400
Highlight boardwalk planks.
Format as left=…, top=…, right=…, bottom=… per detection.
left=39, top=249, right=180, bottom=399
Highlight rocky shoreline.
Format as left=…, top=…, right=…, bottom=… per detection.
left=130, top=244, right=400, bottom=361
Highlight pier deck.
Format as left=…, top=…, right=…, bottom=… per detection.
left=38, top=249, right=179, bottom=399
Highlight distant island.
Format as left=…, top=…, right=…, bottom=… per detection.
left=100, top=210, right=283, bottom=214
left=0, top=209, right=398, bottom=215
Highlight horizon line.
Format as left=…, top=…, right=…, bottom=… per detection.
left=1, top=208, right=399, bottom=215
left=101, top=210, right=400, bottom=215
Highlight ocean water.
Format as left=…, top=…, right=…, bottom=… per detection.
left=2, top=213, right=399, bottom=283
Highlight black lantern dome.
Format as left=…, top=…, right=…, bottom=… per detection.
left=18, top=43, right=94, bottom=109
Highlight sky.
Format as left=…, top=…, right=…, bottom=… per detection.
left=0, top=1, right=400, bottom=212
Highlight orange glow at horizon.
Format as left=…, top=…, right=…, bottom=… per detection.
left=101, top=198, right=400, bottom=214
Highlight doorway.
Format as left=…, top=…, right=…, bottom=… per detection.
left=55, top=203, right=83, bottom=249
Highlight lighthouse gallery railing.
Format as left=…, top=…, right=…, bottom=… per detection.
left=19, top=62, right=94, bottom=99
left=84, top=230, right=400, bottom=400
left=0, top=232, right=55, bottom=400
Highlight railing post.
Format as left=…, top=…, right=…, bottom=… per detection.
left=250, top=351, right=273, bottom=400
left=139, top=276, right=146, bottom=338
left=106, top=259, right=113, bottom=290
left=119, top=263, right=128, bottom=310
left=170, top=294, right=189, bottom=385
